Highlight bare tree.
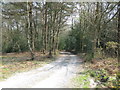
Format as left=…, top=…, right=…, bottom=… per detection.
left=118, top=1, right=120, bottom=69
left=27, top=2, right=35, bottom=60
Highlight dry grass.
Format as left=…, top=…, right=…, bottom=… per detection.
left=89, top=58, right=118, bottom=75
left=83, top=58, right=119, bottom=88
left=0, top=52, right=55, bottom=81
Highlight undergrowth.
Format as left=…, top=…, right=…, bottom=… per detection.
left=72, top=73, right=90, bottom=88
left=84, top=58, right=119, bottom=88
left=78, top=51, right=119, bottom=88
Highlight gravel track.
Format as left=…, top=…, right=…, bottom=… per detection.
left=0, top=52, right=83, bottom=88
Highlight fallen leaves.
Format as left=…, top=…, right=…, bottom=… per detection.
left=1, top=60, right=52, bottom=81
left=89, top=58, right=118, bottom=75
left=84, top=58, right=119, bottom=88
left=0, top=52, right=55, bottom=81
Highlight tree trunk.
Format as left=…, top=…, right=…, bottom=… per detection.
left=48, top=11, right=53, bottom=57
left=27, top=2, right=34, bottom=60
left=92, top=2, right=99, bottom=59
left=45, top=3, right=48, bottom=51
left=118, top=1, right=120, bottom=73
left=52, top=10, right=57, bottom=55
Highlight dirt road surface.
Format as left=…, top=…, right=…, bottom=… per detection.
left=0, top=52, right=83, bottom=88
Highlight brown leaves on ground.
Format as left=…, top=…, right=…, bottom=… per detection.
left=2, top=52, right=42, bottom=58
left=83, top=58, right=119, bottom=88
left=0, top=52, right=54, bottom=81
left=89, top=58, right=118, bottom=75
left=1, top=61, right=44, bottom=80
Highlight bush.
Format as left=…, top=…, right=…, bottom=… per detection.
left=85, top=53, right=93, bottom=61
left=90, top=69, right=109, bottom=82
left=2, top=30, right=28, bottom=53
left=105, top=41, right=118, bottom=57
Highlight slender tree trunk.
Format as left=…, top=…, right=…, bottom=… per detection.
left=48, top=11, right=53, bottom=57
left=55, top=27, right=60, bottom=54
left=116, top=1, right=120, bottom=87
left=92, top=2, right=99, bottom=59
left=27, top=2, right=34, bottom=60
left=42, top=3, right=48, bottom=54
left=41, top=6, right=45, bottom=54
left=45, top=3, right=48, bottom=51
left=33, top=11, right=38, bottom=51
left=52, top=10, right=57, bottom=55
left=42, top=25, right=45, bottom=54
left=118, top=1, right=120, bottom=72
left=55, top=9, right=62, bottom=54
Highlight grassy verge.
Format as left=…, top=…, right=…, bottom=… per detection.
left=84, top=57, right=119, bottom=88
left=88, top=69, right=118, bottom=88
left=72, top=73, right=90, bottom=88
left=77, top=51, right=119, bottom=88
left=0, top=56, right=55, bottom=81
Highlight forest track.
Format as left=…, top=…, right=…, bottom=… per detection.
left=0, top=52, right=84, bottom=88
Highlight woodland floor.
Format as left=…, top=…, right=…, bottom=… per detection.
left=0, top=52, right=119, bottom=88
left=0, top=52, right=56, bottom=81
left=0, top=52, right=91, bottom=88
